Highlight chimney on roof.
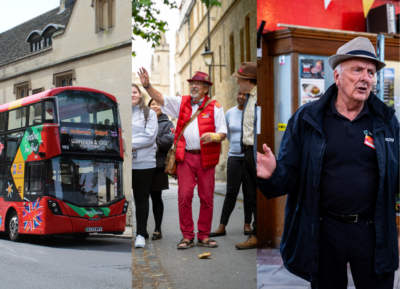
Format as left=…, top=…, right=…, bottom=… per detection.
left=60, top=0, right=66, bottom=12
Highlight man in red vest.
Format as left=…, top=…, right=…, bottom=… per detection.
left=138, top=67, right=227, bottom=249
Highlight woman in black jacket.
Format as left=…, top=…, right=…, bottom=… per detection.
left=148, top=99, right=175, bottom=240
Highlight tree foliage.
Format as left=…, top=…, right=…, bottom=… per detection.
left=132, top=0, right=221, bottom=57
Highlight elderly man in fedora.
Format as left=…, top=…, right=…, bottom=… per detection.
left=257, top=37, right=399, bottom=288
left=138, top=68, right=227, bottom=249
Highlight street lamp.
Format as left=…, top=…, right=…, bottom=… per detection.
left=201, top=45, right=225, bottom=67
left=201, top=45, right=214, bottom=66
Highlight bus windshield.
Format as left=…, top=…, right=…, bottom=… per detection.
left=56, top=90, right=119, bottom=127
left=46, top=157, right=123, bottom=207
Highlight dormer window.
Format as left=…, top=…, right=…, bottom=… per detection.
left=26, top=24, right=64, bottom=53
left=27, top=33, right=42, bottom=52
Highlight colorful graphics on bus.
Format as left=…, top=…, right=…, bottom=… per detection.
left=22, top=198, right=43, bottom=232
left=7, top=125, right=44, bottom=202
left=66, top=203, right=110, bottom=218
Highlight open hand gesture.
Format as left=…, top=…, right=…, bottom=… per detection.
left=257, top=144, right=277, bottom=179
left=138, top=67, right=150, bottom=87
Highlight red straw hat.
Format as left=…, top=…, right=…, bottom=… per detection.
left=187, top=71, right=213, bottom=86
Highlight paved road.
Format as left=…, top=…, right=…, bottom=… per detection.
left=257, top=248, right=400, bottom=289
left=0, top=234, right=132, bottom=289
left=141, top=184, right=257, bottom=289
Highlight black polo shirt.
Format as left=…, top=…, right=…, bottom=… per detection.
left=319, top=95, right=379, bottom=215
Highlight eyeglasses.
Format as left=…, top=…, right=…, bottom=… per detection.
left=189, top=82, right=204, bottom=87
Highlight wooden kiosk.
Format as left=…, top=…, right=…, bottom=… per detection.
left=257, top=24, right=400, bottom=248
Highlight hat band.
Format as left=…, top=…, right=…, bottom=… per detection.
left=238, top=71, right=256, bottom=77
left=189, top=76, right=208, bottom=81
left=346, top=50, right=376, bottom=59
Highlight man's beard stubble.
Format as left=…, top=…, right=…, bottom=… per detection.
left=190, top=89, right=199, bottom=99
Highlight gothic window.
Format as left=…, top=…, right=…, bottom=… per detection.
left=245, top=14, right=251, bottom=62
left=54, top=70, right=74, bottom=87
left=229, top=33, right=235, bottom=75
left=15, top=82, right=30, bottom=100
left=95, top=0, right=115, bottom=33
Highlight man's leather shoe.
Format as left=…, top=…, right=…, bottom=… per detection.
left=209, top=231, right=226, bottom=237
left=235, top=235, right=257, bottom=249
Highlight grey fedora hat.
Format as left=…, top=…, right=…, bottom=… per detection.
left=328, top=37, right=386, bottom=71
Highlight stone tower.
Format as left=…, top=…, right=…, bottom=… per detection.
left=150, top=32, right=170, bottom=96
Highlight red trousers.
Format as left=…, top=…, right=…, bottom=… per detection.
left=176, top=152, right=215, bottom=241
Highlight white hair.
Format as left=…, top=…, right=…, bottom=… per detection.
left=334, top=63, right=342, bottom=74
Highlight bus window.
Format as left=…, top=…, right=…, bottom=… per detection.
left=56, top=90, right=118, bottom=126
left=0, top=113, right=6, bottom=132
left=44, top=101, right=57, bottom=123
left=0, top=165, right=9, bottom=193
left=97, top=110, right=114, bottom=126
left=29, top=103, right=43, bottom=126
left=5, top=133, right=23, bottom=162
left=46, top=157, right=123, bottom=206
left=25, top=163, right=43, bottom=199
left=8, top=107, right=27, bottom=130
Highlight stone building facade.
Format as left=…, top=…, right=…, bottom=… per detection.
left=0, top=0, right=133, bottom=224
left=174, top=0, right=257, bottom=180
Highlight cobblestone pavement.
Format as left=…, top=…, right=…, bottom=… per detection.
left=257, top=247, right=400, bottom=289
left=132, top=238, right=171, bottom=289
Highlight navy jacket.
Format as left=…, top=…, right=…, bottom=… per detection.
left=257, top=84, right=399, bottom=283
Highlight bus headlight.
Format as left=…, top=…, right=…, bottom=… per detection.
left=48, top=200, right=63, bottom=215
left=122, top=201, right=129, bottom=214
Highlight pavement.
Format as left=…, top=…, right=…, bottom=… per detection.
left=132, top=181, right=256, bottom=288
left=257, top=247, right=400, bottom=289
left=0, top=234, right=132, bottom=289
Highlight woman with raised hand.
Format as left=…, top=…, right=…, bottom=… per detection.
left=131, top=84, right=158, bottom=248
left=147, top=99, right=175, bottom=240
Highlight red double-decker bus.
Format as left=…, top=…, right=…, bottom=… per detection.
left=0, top=87, right=128, bottom=241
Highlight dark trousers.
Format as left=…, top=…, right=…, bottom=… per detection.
left=149, top=190, right=163, bottom=232
left=132, top=168, right=155, bottom=237
left=220, top=156, right=252, bottom=225
left=243, top=146, right=257, bottom=234
left=311, top=216, right=394, bottom=289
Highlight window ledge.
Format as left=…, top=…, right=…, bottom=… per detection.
left=96, top=27, right=115, bottom=34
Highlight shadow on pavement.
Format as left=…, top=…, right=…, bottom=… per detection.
left=0, top=232, right=132, bottom=253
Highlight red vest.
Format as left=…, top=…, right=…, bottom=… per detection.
left=174, top=95, right=221, bottom=169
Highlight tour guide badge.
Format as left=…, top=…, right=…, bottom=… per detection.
left=364, top=130, right=375, bottom=149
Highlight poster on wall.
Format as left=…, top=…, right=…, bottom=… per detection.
left=300, top=59, right=325, bottom=106
left=373, top=68, right=395, bottom=108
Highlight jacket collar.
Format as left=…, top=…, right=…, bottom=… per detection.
left=158, top=113, right=169, bottom=122
left=303, top=83, right=395, bottom=134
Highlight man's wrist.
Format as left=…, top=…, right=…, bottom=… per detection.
left=143, top=83, right=151, bottom=89
left=210, top=133, right=221, bottom=142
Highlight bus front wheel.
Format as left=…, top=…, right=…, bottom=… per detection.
left=8, top=211, right=22, bottom=242
left=73, top=233, right=89, bottom=240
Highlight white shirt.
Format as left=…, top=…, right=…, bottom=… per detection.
left=162, top=95, right=227, bottom=150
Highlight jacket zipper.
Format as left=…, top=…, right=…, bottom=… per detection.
left=312, top=138, right=325, bottom=283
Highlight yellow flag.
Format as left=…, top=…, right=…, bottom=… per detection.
left=363, top=0, right=375, bottom=18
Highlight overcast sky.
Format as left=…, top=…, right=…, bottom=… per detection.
left=132, top=2, right=180, bottom=95
left=0, top=0, right=60, bottom=33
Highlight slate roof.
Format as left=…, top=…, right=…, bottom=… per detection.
left=0, top=3, right=74, bottom=66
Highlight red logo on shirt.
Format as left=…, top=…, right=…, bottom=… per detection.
left=0, top=142, right=3, bottom=155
